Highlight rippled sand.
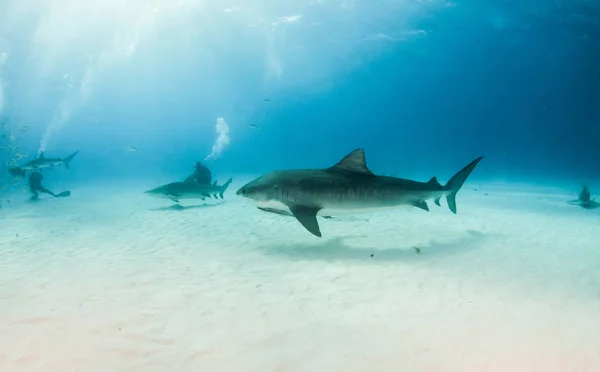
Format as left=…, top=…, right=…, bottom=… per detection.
left=1, top=181, right=599, bottom=371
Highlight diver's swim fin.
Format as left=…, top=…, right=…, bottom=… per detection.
left=55, top=191, right=71, bottom=198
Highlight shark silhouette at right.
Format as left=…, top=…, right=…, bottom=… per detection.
left=568, top=185, right=600, bottom=209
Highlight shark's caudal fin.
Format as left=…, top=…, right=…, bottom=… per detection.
left=443, top=156, right=484, bottom=214
left=63, top=151, right=79, bottom=169
left=218, top=177, right=233, bottom=199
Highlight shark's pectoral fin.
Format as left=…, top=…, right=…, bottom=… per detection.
left=412, top=201, right=429, bottom=212
left=567, top=200, right=581, bottom=205
left=168, top=196, right=179, bottom=203
left=258, top=206, right=292, bottom=216
left=434, top=197, right=441, bottom=207
left=289, top=205, right=322, bottom=237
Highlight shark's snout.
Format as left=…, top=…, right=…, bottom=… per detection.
left=236, top=187, right=246, bottom=197
left=143, top=188, right=161, bottom=196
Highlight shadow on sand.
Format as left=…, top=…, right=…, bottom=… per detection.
left=263, top=230, right=490, bottom=262
left=148, top=202, right=224, bottom=212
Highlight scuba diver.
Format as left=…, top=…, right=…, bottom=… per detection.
left=185, top=161, right=212, bottom=185
left=28, top=171, right=71, bottom=200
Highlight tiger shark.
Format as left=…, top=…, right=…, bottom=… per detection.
left=567, top=185, right=600, bottom=209
left=144, top=177, right=233, bottom=203
left=236, top=148, right=483, bottom=237
left=8, top=151, right=79, bottom=178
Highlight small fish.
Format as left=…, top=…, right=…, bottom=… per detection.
left=127, top=146, right=140, bottom=153
left=4, top=198, right=10, bottom=204
left=263, top=98, right=271, bottom=102
left=413, top=247, right=421, bottom=254
left=249, top=124, right=260, bottom=130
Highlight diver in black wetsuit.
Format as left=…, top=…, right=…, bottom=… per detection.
left=28, top=171, right=70, bottom=200
left=185, top=161, right=212, bottom=185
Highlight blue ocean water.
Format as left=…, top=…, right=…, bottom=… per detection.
left=1, top=1, right=600, bottom=370
left=1, top=0, right=598, bottom=190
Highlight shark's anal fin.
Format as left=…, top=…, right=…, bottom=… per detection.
left=289, top=205, right=322, bottom=237
left=412, top=200, right=429, bottom=212
left=434, top=197, right=441, bottom=207
left=328, top=148, right=374, bottom=175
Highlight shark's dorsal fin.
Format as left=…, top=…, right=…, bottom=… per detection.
left=39, top=152, right=45, bottom=159
left=183, top=175, right=196, bottom=184
left=427, top=177, right=442, bottom=188
left=328, top=148, right=373, bottom=175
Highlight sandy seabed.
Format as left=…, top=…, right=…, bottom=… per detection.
left=1, top=180, right=599, bottom=372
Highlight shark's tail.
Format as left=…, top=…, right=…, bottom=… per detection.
left=439, top=156, right=484, bottom=214
left=63, top=151, right=79, bottom=169
left=218, top=177, right=233, bottom=199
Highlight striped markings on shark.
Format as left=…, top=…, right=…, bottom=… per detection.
left=237, top=148, right=484, bottom=237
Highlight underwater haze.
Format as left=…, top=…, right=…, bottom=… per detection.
left=1, top=0, right=600, bottom=371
